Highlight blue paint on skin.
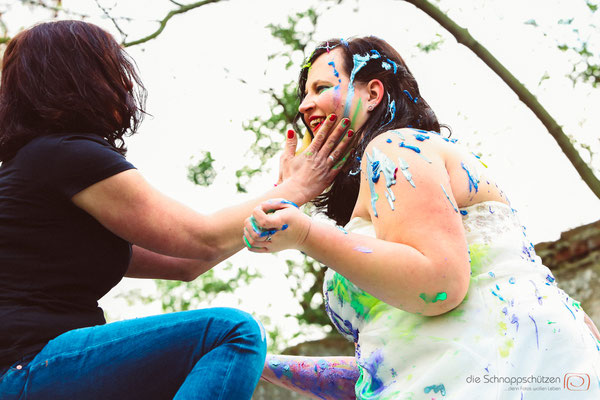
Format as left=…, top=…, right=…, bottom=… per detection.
left=424, top=384, right=447, bottom=396
left=440, top=184, right=459, bottom=213
left=399, top=142, right=421, bottom=153
left=398, top=157, right=416, bottom=188
left=282, top=224, right=289, bottom=231
left=461, top=162, right=480, bottom=193
left=372, top=147, right=398, bottom=210
left=529, top=314, right=540, bottom=349
left=392, top=130, right=406, bottom=141
left=413, top=133, right=429, bottom=141
left=366, top=150, right=381, bottom=217
left=337, top=226, right=348, bottom=234
left=281, top=200, right=299, bottom=208
left=386, top=138, right=392, bottom=143
left=460, top=210, right=468, bottom=216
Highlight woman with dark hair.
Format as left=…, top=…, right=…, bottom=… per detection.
left=0, top=21, right=353, bottom=399
left=245, top=36, right=600, bottom=399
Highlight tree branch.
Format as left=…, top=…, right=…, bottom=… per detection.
left=0, top=37, right=9, bottom=45
left=122, top=0, right=227, bottom=47
left=402, top=0, right=600, bottom=199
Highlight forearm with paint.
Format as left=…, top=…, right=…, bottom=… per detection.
left=262, top=354, right=359, bottom=400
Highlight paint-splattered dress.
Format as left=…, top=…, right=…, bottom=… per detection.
left=323, top=201, right=600, bottom=399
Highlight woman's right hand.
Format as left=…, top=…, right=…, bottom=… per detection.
left=277, top=114, right=353, bottom=204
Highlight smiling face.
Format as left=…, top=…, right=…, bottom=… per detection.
left=299, top=48, right=373, bottom=135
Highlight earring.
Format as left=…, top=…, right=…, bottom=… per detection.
left=368, top=104, right=374, bottom=111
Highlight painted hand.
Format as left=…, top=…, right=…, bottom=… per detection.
left=276, top=114, right=354, bottom=203
left=243, top=199, right=311, bottom=253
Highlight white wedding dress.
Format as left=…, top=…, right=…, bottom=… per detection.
left=323, top=201, right=600, bottom=399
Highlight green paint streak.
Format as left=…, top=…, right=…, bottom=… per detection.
left=351, top=97, right=363, bottom=125
left=330, top=273, right=381, bottom=321
left=468, top=243, right=490, bottom=277
left=304, top=151, right=314, bottom=157
left=419, top=292, right=447, bottom=304
left=333, top=154, right=348, bottom=170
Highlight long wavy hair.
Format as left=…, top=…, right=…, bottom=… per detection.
left=0, top=20, right=147, bottom=162
left=296, top=36, right=443, bottom=226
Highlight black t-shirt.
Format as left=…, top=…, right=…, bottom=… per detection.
left=0, top=133, right=136, bottom=367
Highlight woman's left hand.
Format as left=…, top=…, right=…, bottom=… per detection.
left=243, top=199, right=311, bottom=253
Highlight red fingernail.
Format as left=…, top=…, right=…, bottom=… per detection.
left=329, top=114, right=337, bottom=122
left=347, top=129, right=354, bottom=138
left=341, top=118, right=350, bottom=128
left=287, top=130, right=294, bottom=139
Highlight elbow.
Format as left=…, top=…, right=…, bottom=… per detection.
left=419, top=264, right=470, bottom=317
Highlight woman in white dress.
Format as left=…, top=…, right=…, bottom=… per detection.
left=245, top=36, right=600, bottom=400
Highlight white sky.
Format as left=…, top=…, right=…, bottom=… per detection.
left=2, top=0, right=599, bottom=347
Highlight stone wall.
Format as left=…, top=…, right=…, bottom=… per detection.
left=253, top=219, right=600, bottom=399
left=535, top=219, right=600, bottom=326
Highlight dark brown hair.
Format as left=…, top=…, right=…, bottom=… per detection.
left=297, top=36, right=443, bottom=226
left=0, top=20, right=146, bottom=161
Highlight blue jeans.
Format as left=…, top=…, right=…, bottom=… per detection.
left=0, top=308, right=266, bottom=399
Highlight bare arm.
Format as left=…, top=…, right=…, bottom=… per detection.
left=245, top=131, right=471, bottom=316
left=72, top=116, right=352, bottom=281
left=261, top=354, right=358, bottom=400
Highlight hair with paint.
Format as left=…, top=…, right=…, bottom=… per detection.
left=296, top=36, right=443, bottom=226
left=0, top=20, right=147, bottom=162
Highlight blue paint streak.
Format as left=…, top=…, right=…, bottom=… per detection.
left=344, top=52, right=380, bottom=118
left=424, top=384, right=447, bottom=396
left=529, top=280, right=543, bottom=305
left=529, top=314, right=539, bottom=349
left=441, top=184, right=459, bottom=213
left=280, top=200, right=299, bottom=208
left=386, top=58, right=397, bottom=73
left=399, top=142, right=421, bottom=153
left=564, top=302, right=576, bottom=320
left=381, top=61, right=391, bottom=70
left=460, top=210, right=468, bottom=216
left=510, top=314, right=520, bottom=331
left=366, top=150, right=380, bottom=217
left=282, top=224, right=289, bottom=231
left=398, top=156, right=416, bottom=188
left=461, top=162, right=479, bottom=193
left=414, top=133, right=430, bottom=141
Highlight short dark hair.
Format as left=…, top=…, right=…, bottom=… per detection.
left=0, top=20, right=147, bottom=161
left=297, top=36, right=443, bottom=226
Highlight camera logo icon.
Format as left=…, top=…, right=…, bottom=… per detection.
left=564, top=373, right=590, bottom=391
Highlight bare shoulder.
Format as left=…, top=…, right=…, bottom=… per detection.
left=356, top=128, right=463, bottom=244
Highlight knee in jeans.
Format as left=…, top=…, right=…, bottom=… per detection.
left=219, top=308, right=266, bottom=346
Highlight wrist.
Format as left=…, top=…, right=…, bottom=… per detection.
left=275, top=178, right=314, bottom=206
